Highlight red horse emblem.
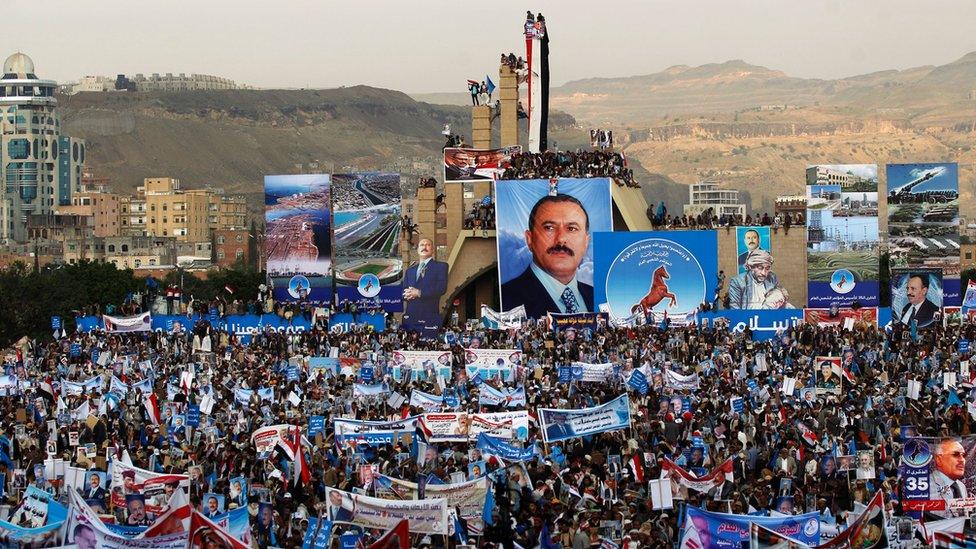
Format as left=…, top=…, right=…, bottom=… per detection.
left=631, top=265, right=677, bottom=314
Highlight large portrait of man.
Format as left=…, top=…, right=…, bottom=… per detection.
left=728, top=249, right=790, bottom=310
left=402, top=237, right=448, bottom=337
left=892, top=269, right=942, bottom=329
left=495, top=179, right=612, bottom=319
left=924, top=437, right=971, bottom=517
left=736, top=227, right=769, bottom=274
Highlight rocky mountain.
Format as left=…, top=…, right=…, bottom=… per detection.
left=59, top=86, right=473, bottom=205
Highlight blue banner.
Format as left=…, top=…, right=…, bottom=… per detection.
left=961, top=340, right=971, bottom=355
left=186, top=404, right=200, bottom=427
left=360, top=365, right=374, bottom=383
left=476, top=433, right=538, bottom=462
left=309, top=416, right=325, bottom=437
left=697, top=309, right=805, bottom=341
left=303, top=517, right=333, bottom=549
left=628, top=370, right=648, bottom=395
left=683, top=506, right=821, bottom=547
left=51, top=316, right=61, bottom=330
left=538, top=394, right=631, bottom=443
left=595, top=231, right=717, bottom=325
left=548, top=312, right=607, bottom=332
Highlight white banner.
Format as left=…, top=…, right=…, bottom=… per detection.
left=571, top=362, right=615, bottom=382
left=103, top=311, right=152, bottom=333
left=409, top=390, right=444, bottom=412
left=464, top=349, right=521, bottom=382
left=250, top=424, right=293, bottom=459
left=480, top=304, right=526, bottom=330
left=665, top=369, right=700, bottom=390
left=333, top=417, right=419, bottom=447
left=538, top=394, right=631, bottom=443
left=325, top=487, right=449, bottom=534
left=391, top=350, right=452, bottom=381
left=477, top=410, right=530, bottom=440
left=373, top=475, right=489, bottom=535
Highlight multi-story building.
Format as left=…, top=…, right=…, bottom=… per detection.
left=70, top=76, right=114, bottom=94
left=775, top=195, right=807, bottom=217
left=805, top=166, right=868, bottom=189
left=122, top=177, right=246, bottom=242
left=26, top=214, right=94, bottom=257
left=682, top=182, right=746, bottom=218
left=126, top=73, right=238, bottom=92
left=0, top=52, right=86, bottom=243
left=55, top=191, right=121, bottom=237
left=212, top=228, right=252, bottom=268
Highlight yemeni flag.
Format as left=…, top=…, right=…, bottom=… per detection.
left=366, top=519, right=410, bottom=549
left=629, top=453, right=645, bottom=484
left=143, top=392, right=162, bottom=425
left=284, top=425, right=311, bottom=486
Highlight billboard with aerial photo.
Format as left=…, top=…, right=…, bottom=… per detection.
left=494, top=178, right=612, bottom=318
left=805, top=165, right=880, bottom=307
left=887, top=163, right=960, bottom=305
left=332, top=172, right=403, bottom=311
left=594, top=231, right=717, bottom=325
left=443, top=146, right=520, bottom=182
left=264, top=174, right=332, bottom=304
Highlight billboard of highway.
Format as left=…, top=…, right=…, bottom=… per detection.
left=332, top=172, right=403, bottom=311
left=264, top=174, right=333, bottom=304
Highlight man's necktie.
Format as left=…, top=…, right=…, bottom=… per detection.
left=418, top=262, right=426, bottom=280
left=561, top=288, right=579, bottom=314
left=908, top=305, right=917, bottom=324
left=952, top=482, right=962, bottom=498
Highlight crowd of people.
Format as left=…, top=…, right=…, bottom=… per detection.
left=463, top=201, right=497, bottom=231
left=648, top=203, right=806, bottom=233
left=1, top=278, right=972, bottom=548
left=501, top=150, right=640, bottom=188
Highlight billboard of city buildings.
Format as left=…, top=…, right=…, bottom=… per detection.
left=264, top=174, right=333, bottom=304
left=331, top=173, right=403, bottom=311
left=887, top=163, right=960, bottom=305
left=805, top=165, right=880, bottom=307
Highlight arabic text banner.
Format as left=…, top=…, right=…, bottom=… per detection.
left=333, top=417, right=419, bottom=448
left=538, top=394, right=631, bottom=443
left=325, top=487, right=449, bottom=534
left=332, top=172, right=403, bottom=312
left=806, top=164, right=880, bottom=307
left=373, top=475, right=489, bottom=535
left=680, top=506, right=821, bottom=548
left=900, top=436, right=976, bottom=518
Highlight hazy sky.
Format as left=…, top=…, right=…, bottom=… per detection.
left=7, top=0, right=975, bottom=93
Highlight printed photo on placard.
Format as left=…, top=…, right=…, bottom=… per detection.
left=891, top=268, right=943, bottom=329
left=814, top=356, right=842, bottom=395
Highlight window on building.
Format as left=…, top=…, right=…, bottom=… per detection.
left=217, top=251, right=225, bottom=260
left=134, top=259, right=141, bottom=268
left=121, top=244, right=128, bottom=252
left=236, top=250, right=244, bottom=259
left=108, top=245, right=115, bottom=252
left=236, top=233, right=243, bottom=242
left=216, top=235, right=224, bottom=244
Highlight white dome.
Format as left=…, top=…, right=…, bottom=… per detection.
left=4, top=52, right=35, bottom=77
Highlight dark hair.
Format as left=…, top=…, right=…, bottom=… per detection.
left=909, top=273, right=930, bottom=289
left=744, top=228, right=760, bottom=239
left=527, top=194, right=589, bottom=232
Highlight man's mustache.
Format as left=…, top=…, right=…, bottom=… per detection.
left=546, top=245, right=574, bottom=256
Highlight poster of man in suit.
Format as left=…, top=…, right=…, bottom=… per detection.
left=495, top=178, right=612, bottom=319
left=891, top=268, right=943, bottom=329
left=402, top=237, right=448, bottom=336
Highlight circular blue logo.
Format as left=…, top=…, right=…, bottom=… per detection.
left=901, top=439, right=932, bottom=468
left=358, top=274, right=381, bottom=298
left=288, top=275, right=310, bottom=299
left=830, top=269, right=855, bottom=294
left=605, top=238, right=705, bottom=319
